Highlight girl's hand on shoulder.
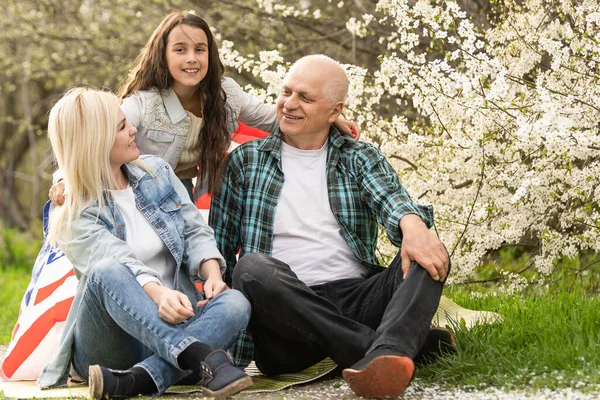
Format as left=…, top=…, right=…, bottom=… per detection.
left=333, top=115, right=361, bottom=141
left=144, top=283, right=194, bottom=324
left=49, top=181, right=66, bottom=205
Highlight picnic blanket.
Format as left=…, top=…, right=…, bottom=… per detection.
left=0, top=358, right=338, bottom=398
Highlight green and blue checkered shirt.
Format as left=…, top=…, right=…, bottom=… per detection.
left=209, top=126, right=434, bottom=367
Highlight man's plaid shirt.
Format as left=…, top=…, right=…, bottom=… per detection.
left=209, top=126, right=434, bottom=367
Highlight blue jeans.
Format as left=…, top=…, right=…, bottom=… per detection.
left=72, top=260, right=250, bottom=394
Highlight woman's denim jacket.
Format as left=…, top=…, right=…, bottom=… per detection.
left=37, top=155, right=226, bottom=388
left=121, top=77, right=278, bottom=200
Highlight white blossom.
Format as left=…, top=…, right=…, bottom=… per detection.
left=221, top=0, right=600, bottom=283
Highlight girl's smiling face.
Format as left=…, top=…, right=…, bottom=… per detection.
left=165, top=24, right=209, bottom=97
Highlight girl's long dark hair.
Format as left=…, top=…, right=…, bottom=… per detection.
left=118, top=12, right=229, bottom=193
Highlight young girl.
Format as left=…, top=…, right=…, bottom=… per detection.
left=38, top=88, right=253, bottom=400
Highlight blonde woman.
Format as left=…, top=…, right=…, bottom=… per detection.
left=38, top=88, right=252, bottom=399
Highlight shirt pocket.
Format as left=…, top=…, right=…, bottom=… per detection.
left=139, top=129, right=176, bottom=157
left=159, top=189, right=185, bottom=237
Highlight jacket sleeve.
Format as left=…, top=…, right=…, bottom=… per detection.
left=52, top=169, right=64, bottom=184
left=161, top=160, right=227, bottom=279
left=121, top=92, right=145, bottom=132
left=353, top=144, right=434, bottom=247
left=208, top=150, right=244, bottom=286
left=222, top=77, right=278, bottom=134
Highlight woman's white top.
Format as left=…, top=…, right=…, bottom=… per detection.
left=109, top=186, right=176, bottom=288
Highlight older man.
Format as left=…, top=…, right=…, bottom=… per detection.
left=209, top=55, right=452, bottom=398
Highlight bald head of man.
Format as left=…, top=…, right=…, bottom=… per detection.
left=291, top=55, right=350, bottom=103
left=276, top=55, right=350, bottom=149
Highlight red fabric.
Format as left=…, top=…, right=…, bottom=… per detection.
left=34, top=270, right=75, bottom=305
left=195, top=122, right=268, bottom=209
left=1, top=298, right=73, bottom=379
left=231, top=122, right=269, bottom=144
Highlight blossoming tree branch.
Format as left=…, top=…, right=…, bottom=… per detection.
left=220, top=0, right=600, bottom=283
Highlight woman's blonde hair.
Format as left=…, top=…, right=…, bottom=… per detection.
left=47, top=88, right=124, bottom=247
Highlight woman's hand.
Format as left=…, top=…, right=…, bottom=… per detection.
left=197, top=275, right=229, bottom=308
left=144, top=283, right=194, bottom=324
left=197, top=259, right=229, bottom=308
left=48, top=181, right=66, bottom=205
left=333, top=115, right=360, bottom=141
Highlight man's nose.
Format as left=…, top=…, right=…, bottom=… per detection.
left=284, top=94, right=299, bottom=109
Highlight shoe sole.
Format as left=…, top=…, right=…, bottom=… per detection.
left=88, top=365, right=104, bottom=400
left=342, top=356, right=414, bottom=398
left=203, top=376, right=254, bottom=399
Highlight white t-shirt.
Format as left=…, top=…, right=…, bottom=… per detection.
left=271, top=141, right=367, bottom=286
left=110, top=186, right=176, bottom=288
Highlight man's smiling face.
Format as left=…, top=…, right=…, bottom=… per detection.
left=276, top=60, right=342, bottom=148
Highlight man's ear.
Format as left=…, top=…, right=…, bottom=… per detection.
left=328, top=101, right=345, bottom=123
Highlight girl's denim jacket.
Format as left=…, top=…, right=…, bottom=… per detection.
left=37, top=155, right=225, bottom=389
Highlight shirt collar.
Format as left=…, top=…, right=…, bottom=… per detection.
left=121, top=161, right=148, bottom=189
left=328, top=125, right=354, bottom=150
left=160, top=87, right=188, bottom=124
left=259, top=125, right=353, bottom=158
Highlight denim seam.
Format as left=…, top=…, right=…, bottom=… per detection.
left=137, top=361, right=166, bottom=394
left=89, top=277, right=197, bottom=368
left=171, top=337, right=199, bottom=369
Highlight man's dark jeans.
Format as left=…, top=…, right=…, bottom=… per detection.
left=232, top=252, right=447, bottom=375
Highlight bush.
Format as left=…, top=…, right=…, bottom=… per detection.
left=0, top=227, right=42, bottom=271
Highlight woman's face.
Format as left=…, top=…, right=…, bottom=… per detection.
left=109, top=109, right=139, bottom=170
left=165, top=24, right=209, bottom=96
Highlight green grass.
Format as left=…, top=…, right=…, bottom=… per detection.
left=0, top=227, right=39, bottom=343
left=417, top=288, right=600, bottom=391
left=0, top=268, right=31, bottom=343
left=0, top=228, right=41, bottom=272
left=1, top=227, right=599, bottom=393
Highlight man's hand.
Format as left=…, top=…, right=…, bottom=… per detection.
left=197, top=259, right=229, bottom=308
left=144, top=283, right=194, bottom=324
left=399, top=214, right=449, bottom=281
left=49, top=181, right=66, bottom=205
left=333, top=115, right=361, bottom=141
